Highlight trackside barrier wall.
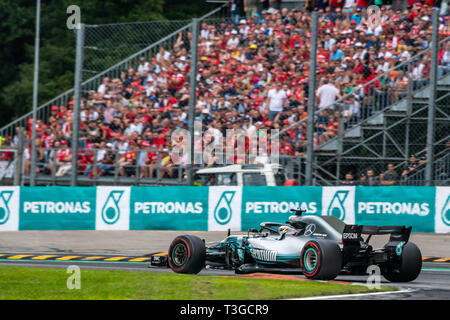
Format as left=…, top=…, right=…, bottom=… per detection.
left=0, top=186, right=449, bottom=233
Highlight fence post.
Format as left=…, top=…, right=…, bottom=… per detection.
left=114, top=151, right=119, bottom=186
left=14, top=127, right=24, bottom=186
left=425, top=8, right=439, bottom=186
left=306, top=11, right=318, bottom=186
left=405, top=72, right=413, bottom=162
left=336, top=104, right=345, bottom=185
left=135, top=150, right=140, bottom=185
left=187, top=18, right=200, bottom=186
left=71, top=23, right=85, bottom=186
left=30, top=0, right=41, bottom=187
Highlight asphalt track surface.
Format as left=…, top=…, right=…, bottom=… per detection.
left=0, top=230, right=449, bottom=300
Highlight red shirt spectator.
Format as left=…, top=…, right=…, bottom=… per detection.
left=356, top=0, right=369, bottom=7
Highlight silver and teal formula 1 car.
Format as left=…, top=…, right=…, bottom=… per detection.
left=152, top=209, right=422, bottom=282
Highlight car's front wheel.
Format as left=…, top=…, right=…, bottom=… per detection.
left=168, top=235, right=205, bottom=274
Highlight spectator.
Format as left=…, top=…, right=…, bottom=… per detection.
left=393, top=70, right=409, bottom=102
left=118, top=141, right=137, bottom=177
left=268, top=0, right=281, bottom=11
left=55, top=140, right=72, bottom=177
left=316, top=79, right=341, bottom=111
left=138, top=57, right=150, bottom=73
left=244, top=0, right=259, bottom=18
left=438, top=42, right=450, bottom=79
left=365, top=168, right=378, bottom=186
left=380, top=163, right=399, bottom=186
left=401, top=155, right=420, bottom=178
left=98, top=149, right=116, bottom=176
left=97, top=77, right=110, bottom=94
left=343, top=95, right=361, bottom=123
left=266, top=82, right=287, bottom=120
left=342, top=172, right=355, bottom=185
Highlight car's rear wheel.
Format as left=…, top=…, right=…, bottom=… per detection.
left=300, top=240, right=343, bottom=280
left=383, top=242, right=422, bottom=282
left=168, top=235, right=205, bottom=274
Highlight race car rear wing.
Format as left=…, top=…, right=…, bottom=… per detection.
left=342, top=224, right=412, bottom=246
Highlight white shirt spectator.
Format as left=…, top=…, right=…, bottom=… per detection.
left=412, top=63, right=425, bottom=79
left=145, top=84, right=157, bottom=95
left=373, top=24, right=383, bottom=37
left=80, top=110, right=87, bottom=122
left=177, top=111, right=187, bottom=122
left=239, top=25, right=250, bottom=38
left=227, top=36, right=240, bottom=48
left=138, top=62, right=150, bottom=73
left=156, top=50, right=171, bottom=62
left=200, top=28, right=210, bottom=40
left=348, top=99, right=361, bottom=118
left=376, top=62, right=389, bottom=73
left=442, top=50, right=450, bottom=66
left=88, top=110, right=99, bottom=122
left=97, top=83, right=107, bottom=94
left=324, top=38, right=336, bottom=51
left=380, top=51, right=393, bottom=60
left=243, top=122, right=257, bottom=137
left=205, top=127, right=222, bottom=148
left=117, top=141, right=129, bottom=155
left=399, top=50, right=411, bottom=61
left=125, top=122, right=143, bottom=135
left=317, top=83, right=340, bottom=110
left=96, top=149, right=106, bottom=162
left=267, top=88, right=287, bottom=112
left=344, top=0, right=355, bottom=7
left=138, top=151, right=147, bottom=166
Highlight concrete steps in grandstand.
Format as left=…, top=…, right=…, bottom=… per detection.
left=316, top=72, right=450, bottom=155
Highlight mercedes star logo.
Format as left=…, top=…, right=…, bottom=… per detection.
left=304, top=224, right=316, bottom=237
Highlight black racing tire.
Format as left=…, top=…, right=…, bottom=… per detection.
left=383, top=242, right=422, bottom=283
left=168, top=235, right=205, bottom=274
left=300, top=240, right=343, bottom=280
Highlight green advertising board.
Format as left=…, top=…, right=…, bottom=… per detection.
left=241, top=187, right=322, bottom=231
left=130, top=186, right=209, bottom=231
left=355, top=186, right=435, bottom=233
left=0, top=186, right=446, bottom=233
left=19, top=187, right=96, bottom=230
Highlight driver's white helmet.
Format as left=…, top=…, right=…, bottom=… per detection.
left=278, top=225, right=295, bottom=235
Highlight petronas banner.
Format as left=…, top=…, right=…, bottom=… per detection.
left=241, top=186, right=321, bottom=231
left=19, top=187, right=96, bottom=230
left=131, top=186, right=208, bottom=231
left=355, top=187, right=435, bottom=233
left=0, top=186, right=448, bottom=233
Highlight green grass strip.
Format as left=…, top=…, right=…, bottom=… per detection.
left=0, top=266, right=393, bottom=300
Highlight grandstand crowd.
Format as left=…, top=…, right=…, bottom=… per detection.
left=2, top=0, right=449, bottom=182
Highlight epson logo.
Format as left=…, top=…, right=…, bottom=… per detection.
left=342, top=233, right=358, bottom=240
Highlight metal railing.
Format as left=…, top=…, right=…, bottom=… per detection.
left=15, top=146, right=305, bottom=186
left=24, top=147, right=185, bottom=186
left=2, top=142, right=446, bottom=186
